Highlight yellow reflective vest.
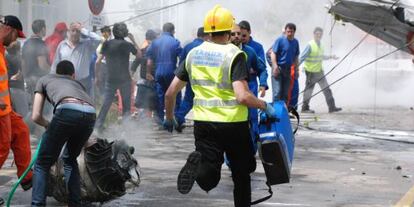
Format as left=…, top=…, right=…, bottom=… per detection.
left=304, top=40, right=324, bottom=73
left=185, top=41, right=248, bottom=122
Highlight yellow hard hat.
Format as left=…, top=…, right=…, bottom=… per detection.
left=204, top=5, right=234, bottom=33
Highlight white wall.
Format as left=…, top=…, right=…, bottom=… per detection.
left=1, top=0, right=92, bottom=36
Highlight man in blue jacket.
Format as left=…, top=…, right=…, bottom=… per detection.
left=174, top=27, right=209, bottom=131
left=146, top=22, right=182, bottom=125
left=239, top=20, right=265, bottom=63
left=231, top=23, right=268, bottom=153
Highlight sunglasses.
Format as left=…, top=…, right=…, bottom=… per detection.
left=231, top=32, right=241, bottom=36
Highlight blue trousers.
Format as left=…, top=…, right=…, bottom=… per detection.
left=175, top=82, right=194, bottom=126
left=248, top=82, right=259, bottom=155
left=155, top=74, right=181, bottom=123
left=31, top=108, right=95, bottom=207
left=289, top=79, right=299, bottom=110
left=271, top=65, right=291, bottom=102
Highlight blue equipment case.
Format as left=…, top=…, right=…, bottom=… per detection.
left=258, top=101, right=295, bottom=185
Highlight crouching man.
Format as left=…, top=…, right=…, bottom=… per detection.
left=31, top=60, right=96, bottom=207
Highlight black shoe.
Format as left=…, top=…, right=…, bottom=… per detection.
left=301, top=109, right=315, bottom=113
left=177, top=151, right=201, bottom=194
left=175, top=124, right=186, bottom=133
left=21, top=178, right=32, bottom=191
left=0, top=197, right=4, bottom=205
left=329, top=107, right=342, bottom=113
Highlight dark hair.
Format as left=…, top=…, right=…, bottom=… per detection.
left=32, top=19, right=46, bottom=34
left=145, top=29, right=157, bottom=40
left=239, top=20, right=251, bottom=32
left=314, top=27, right=323, bottom=34
left=211, top=30, right=231, bottom=37
left=163, top=22, right=175, bottom=33
left=56, top=60, right=75, bottom=76
left=197, top=27, right=206, bottom=38
left=100, top=26, right=111, bottom=34
left=285, top=23, right=296, bottom=32
left=113, top=22, right=128, bottom=39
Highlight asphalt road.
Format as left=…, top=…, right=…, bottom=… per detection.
left=1, top=108, right=413, bottom=207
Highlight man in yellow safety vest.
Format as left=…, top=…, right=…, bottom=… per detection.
left=300, top=27, right=341, bottom=113
left=163, top=5, right=276, bottom=207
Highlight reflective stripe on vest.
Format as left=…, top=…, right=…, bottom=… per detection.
left=0, top=44, right=11, bottom=116
left=0, top=46, right=12, bottom=116
left=304, top=40, right=324, bottom=73
left=0, top=74, right=7, bottom=81
left=193, top=99, right=239, bottom=107
left=0, top=89, right=9, bottom=98
left=186, top=42, right=248, bottom=122
left=186, top=45, right=236, bottom=90
left=191, top=79, right=232, bottom=89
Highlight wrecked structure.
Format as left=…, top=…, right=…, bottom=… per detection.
left=47, top=138, right=140, bottom=204
left=329, top=0, right=414, bottom=55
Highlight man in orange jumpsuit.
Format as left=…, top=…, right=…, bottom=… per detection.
left=0, top=15, right=33, bottom=205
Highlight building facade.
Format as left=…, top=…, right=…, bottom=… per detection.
left=1, top=0, right=91, bottom=36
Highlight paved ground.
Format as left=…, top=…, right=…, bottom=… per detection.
left=1, top=107, right=414, bottom=207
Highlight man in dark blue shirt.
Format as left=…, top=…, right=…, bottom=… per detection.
left=231, top=23, right=268, bottom=154
left=239, top=20, right=266, bottom=63
left=270, top=23, right=300, bottom=103
left=146, top=23, right=182, bottom=124
left=174, top=27, right=209, bottom=131
left=131, top=29, right=159, bottom=118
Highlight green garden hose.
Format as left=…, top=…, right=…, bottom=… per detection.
left=6, top=136, right=43, bottom=207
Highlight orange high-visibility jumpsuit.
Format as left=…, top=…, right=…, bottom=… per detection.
left=0, top=44, right=32, bottom=183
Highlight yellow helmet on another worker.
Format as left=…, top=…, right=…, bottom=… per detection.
left=204, top=5, right=234, bottom=33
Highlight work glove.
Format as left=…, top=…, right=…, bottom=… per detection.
left=163, top=118, right=178, bottom=133
left=263, top=102, right=277, bottom=118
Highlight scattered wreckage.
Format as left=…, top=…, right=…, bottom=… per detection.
left=329, top=0, right=414, bottom=55
left=47, top=138, right=140, bottom=204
